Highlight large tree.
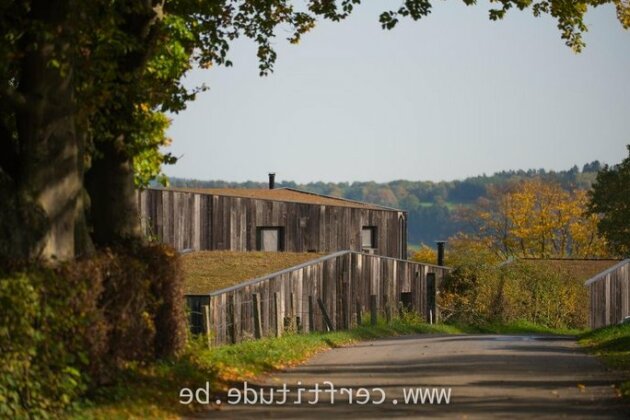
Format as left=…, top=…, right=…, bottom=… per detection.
left=1, top=0, right=628, bottom=262
left=588, top=145, right=630, bottom=257
left=456, top=178, right=608, bottom=258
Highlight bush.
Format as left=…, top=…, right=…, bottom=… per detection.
left=441, top=258, right=588, bottom=329
left=0, top=244, right=185, bottom=418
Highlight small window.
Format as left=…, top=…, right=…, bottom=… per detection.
left=256, top=227, right=284, bottom=251
left=362, top=226, right=377, bottom=249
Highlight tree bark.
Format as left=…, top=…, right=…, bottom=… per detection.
left=86, top=138, right=142, bottom=246
left=9, top=1, right=90, bottom=262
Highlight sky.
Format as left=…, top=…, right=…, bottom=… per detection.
left=164, top=1, right=630, bottom=184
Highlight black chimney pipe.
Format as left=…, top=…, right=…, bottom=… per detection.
left=268, top=173, right=276, bottom=190
left=436, top=241, right=446, bottom=266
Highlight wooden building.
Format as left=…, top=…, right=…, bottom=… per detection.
left=137, top=186, right=407, bottom=259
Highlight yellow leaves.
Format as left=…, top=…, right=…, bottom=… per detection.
left=411, top=245, right=437, bottom=265
left=463, top=179, right=609, bottom=258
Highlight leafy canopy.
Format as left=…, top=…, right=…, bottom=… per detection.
left=2, top=0, right=628, bottom=188
left=588, top=145, right=630, bottom=257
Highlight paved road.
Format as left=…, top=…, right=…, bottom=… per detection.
left=200, top=334, right=628, bottom=419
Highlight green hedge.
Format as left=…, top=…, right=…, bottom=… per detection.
left=441, top=259, right=588, bottom=329
left=0, top=244, right=185, bottom=418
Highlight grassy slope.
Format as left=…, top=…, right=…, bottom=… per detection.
left=182, top=251, right=324, bottom=294
left=579, top=323, right=630, bottom=399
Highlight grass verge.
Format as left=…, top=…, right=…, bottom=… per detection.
left=579, top=322, right=630, bottom=399
left=466, top=319, right=585, bottom=335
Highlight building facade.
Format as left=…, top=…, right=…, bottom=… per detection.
left=137, top=187, right=408, bottom=259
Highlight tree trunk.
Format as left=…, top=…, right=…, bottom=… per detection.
left=9, top=1, right=90, bottom=262
left=86, top=139, right=142, bottom=246
left=84, top=2, right=163, bottom=247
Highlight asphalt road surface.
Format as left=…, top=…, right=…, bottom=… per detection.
left=199, top=334, right=628, bottom=419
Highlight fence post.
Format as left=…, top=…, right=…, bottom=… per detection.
left=426, top=272, right=436, bottom=324
left=227, top=294, right=236, bottom=344
left=317, top=298, right=334, bottom=332
left=370, top=294, right=378, bottom=326
left=252, top=293, right=263, bottom=339
left=284, top=292, right=297, bottom=333
left=274, top=292, right=282, bottom=337
left=356, top=300, right=362, bottom=326
left=308, top=296, right=315, bottom=332
left=384, top=294, right=391, bottom=323
left=203, top=303, right=212, bottom=349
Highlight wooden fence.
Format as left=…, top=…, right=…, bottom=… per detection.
left=585, top=259, right=630, bottom=329
left=186, top=251, right=450, bottom=346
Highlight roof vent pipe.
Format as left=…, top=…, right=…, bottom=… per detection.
left=268, top=173, right=276, bottom=190
left=436, top=241, right=446, bottom=266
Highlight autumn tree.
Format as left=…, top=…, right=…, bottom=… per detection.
left=457, top=178, right=608, bottom=258
left=588, top=145, right=630, bottom=257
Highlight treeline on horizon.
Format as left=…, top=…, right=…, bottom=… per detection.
left=168, top=161, right=603, bottom=247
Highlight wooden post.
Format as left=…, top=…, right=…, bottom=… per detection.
left=342, top=257, right=351, bottom=330
left=426, top=272, right=436, bottom=324
left=356, top=300, right=362, bottom=326
left=308, top=296, right=315, bottom=332
left=384, top=294, right=391, bottom=323
left=203, top=304, right=212, bottom=349
left=317, top=298, right=334, bottom=332
left=290, top=292, right=297, bottom=332
left=252, top=293, right=263, bottom=339
left=227, top=294, right=236, bottom=344
left=370, top=294, right=378, bottom=326
left=274, top=292, right=282, bottom=337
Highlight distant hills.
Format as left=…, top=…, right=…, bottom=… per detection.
left=168, top=161, right=602, bottom=247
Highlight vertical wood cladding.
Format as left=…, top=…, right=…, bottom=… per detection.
left=137, top=188, right=408, bottom=259
left=586, top=260, right=629, bottom=329
left=191, top=251, right=449, bottom=346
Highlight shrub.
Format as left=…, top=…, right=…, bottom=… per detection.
left=0, top=244, right=185, bottom=418
left=441, top=258, right=588, bottom=329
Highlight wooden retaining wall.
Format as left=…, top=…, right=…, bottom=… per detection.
left=187, top=251, right=449, bottom=346
left=585, top=259, right=630, bottom=329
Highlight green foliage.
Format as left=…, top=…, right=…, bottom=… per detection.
left=0, top=269, right=94, bottom=418
left=0, top=244, right=185, bottom=418
left=588, top=145, right=630, bottom=257
left=441, top=256, right=589, bottom=329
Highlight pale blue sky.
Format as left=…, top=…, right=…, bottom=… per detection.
left=165, top=1, right=630, bottom=184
